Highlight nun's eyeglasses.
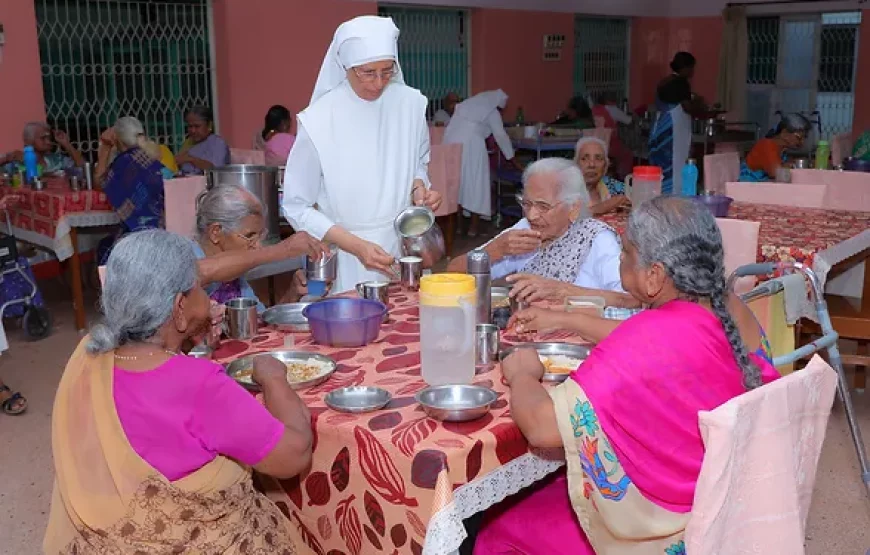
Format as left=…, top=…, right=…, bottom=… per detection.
left=353, top=64, right=396, bottom=83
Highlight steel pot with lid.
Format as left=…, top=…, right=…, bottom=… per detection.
left=206, top=165, right=281, bottom=242
left=394, top=206, right=445, bottom=269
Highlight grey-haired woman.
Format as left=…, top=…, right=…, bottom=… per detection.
left=45, top=229, right=309, bottom=552
left=476, top=196, right=780, bottom=553
left=573, top=136, right=630, bottom=216
left=740, top=112, right=812, bottom=181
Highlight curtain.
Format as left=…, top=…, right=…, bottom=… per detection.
left=717, top=6, right=748, bottom=120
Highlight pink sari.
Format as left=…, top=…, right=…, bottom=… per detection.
left=476, top=300, right=780, bottom=554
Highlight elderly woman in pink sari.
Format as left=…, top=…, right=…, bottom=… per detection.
left=475, top=196, right=780, bottom=554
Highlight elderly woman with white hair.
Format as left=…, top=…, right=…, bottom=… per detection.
left=45, top=230, right=308, bottom=552
left=573, top=136, right=631, bottom=216
left=195, top=184, right=329, bottom=311
left=448, top=158, right=634, bottom=308
left=0, top=121, right=84, bottom=174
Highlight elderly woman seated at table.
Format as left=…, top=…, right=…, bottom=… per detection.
left=96, top=119, right=177, bottom=185
left=574, top=137, right=630, bottom=216
left=475, top=196, right=779, bottom=554
left=0, top=122, right=84, bottom=175
left=176, top=105, right=231, bottom=175
left=194, top=184, right=329, bottom=311
left=739, top=112, right=811, bottom=182
left=447, top=158, right=635, bottom=308
left=44, top=230, right=309, bottom=553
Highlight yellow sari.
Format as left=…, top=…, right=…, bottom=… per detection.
left=44, top=337, right=296, bottom=554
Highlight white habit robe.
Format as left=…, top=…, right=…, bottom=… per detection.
left=443, top=89, right=514, bottom=218
left=282, top=16, right=430, bottom=295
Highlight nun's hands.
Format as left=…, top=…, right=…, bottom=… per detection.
left=412, top=181, right=442, bottom=212
left=353, top=239, right=396, bottom=276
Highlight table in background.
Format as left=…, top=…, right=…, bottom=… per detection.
left=214, top=290, right=581, bottom=555
left=0, top=185, right=118, bottom=330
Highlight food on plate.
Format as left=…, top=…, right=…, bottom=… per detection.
left=235, top=358, right=332, bottom=384
left=539, top=354, right=582, bottom=375
left=492, top=295, right=510, bottom=309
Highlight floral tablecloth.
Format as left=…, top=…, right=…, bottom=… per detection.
left=0, top=185, right=118, bottom=260
left=213, top=290, right=576, bottom=555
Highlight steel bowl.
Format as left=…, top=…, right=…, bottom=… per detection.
left=415, top=384, right=498, bottom=422
left=225, top=350, right=336, bottom=392
left=843, top=157, right=870, bottom=173
left=303, top=298, right=386, bottom=347
left=262, top=302, right=311, bottom=332
left=325, top=386, right=392, bottom=413
left=500, top=342, right=590, bottom=383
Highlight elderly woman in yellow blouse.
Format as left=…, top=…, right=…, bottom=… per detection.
left=574, top=137, right=631, bottom=216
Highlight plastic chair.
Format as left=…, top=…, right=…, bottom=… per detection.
left=703, top=153, right=740, bottom=195
left=164, top=176, right=208, bottom=239
left=229, top=148, right=265, bottom=166
left=790, top=169, right=870, bottom=212
left=429, top=143, right=462, bottom=256
left=716, top=218, right=759, bottom=295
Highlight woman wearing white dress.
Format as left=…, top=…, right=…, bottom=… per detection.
left=281, top=16, right=441, bottom=294
left=444, top=89, right=519, bottom=236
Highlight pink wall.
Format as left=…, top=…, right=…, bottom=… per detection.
left=0, top=2, right=46, bottom=152
left=470, top=9, right=574, bottom=123
left=629, top=16, right=723, bottom=110
left=211, top=0, right=376, bottom=149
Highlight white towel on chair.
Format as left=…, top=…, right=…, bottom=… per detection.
left=780, top=273, right=808, bottom=325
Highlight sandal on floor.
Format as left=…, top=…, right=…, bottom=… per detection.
left=0, top=385, right=27, bottom=415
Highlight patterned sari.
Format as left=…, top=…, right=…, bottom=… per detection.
left=476, top=301, right=780, bottom=554
left=103, top=147, right=165, bottom=232
left=44, top=337, right=296, bottom=554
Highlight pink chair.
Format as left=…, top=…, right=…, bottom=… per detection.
left=714, top=143, right=739, bottom=154
left=831, top=132, right=853, bottom=167
left=593, top=115, right=606, bottom=128
left=725, top=181, right=828, bottom=209
left=229, top=148, right=265, bottom=166
left=790, top=169, right=870, bottom=212
left=716, top=218, right=760, bottom=295
left=429, top=126, right=446, bottom=146
left=685, top=355, right=837, bottom=554
left=581, top=127, right=612, bottom=144
left=703, top=152, right=740, bottom=195
left=164, top=176, right=208, bottom=239
left=429, top=143, right=462, bottom=256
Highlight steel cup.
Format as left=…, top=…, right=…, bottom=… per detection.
left=475, top=324, right=500, bottom=366
left=399, top=256, right=422, bottom=291
left=224, top=297, right=258, bottom=340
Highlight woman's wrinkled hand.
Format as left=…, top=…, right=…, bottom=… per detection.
left=253, top=355, right=287, bottom=387
left=508, top=306, right=561, bottom=338
left=501, top=347, right=545, bottom=386
left=490, top=229, right=541, bottom=259
left=206, top=300, right=225, bottom=346
left=507, top=273, right=567, bottom=303
left=282, top=231, right=330, bottom=261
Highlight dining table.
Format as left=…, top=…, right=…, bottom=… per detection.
left=213, top=289, right=581, bottom=555
left=0, top=181, right=119, bottom=330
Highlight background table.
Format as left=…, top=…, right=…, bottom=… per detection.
left=0, top=185, right=119, bottom=329
left=214, top=290, right=578, bottom=555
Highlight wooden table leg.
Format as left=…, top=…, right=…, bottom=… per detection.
left=69, top=227, right=86, bottom=331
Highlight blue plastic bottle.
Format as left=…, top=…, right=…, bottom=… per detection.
left=681, top=158, right=699, bottom=196
left=23, top=146, right=38, bottom=184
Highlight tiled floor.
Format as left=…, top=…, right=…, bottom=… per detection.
left=0, top=241, right=868, bottom=554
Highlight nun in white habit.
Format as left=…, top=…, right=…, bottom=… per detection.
left=282, top=16, right=441, bottom=294
left=444, top=89, right=517, bottom=236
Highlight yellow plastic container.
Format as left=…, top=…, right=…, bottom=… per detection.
left=419, top=273, right=476, bottom=385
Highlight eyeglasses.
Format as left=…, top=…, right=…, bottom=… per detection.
left=231, top=229, right=265, bottom=247
left=516, top=194, right=561, bottom=214
left=353, top=64, right=396, bottom=83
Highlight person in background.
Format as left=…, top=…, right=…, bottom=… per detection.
left=282, top=16, right=441, bottom=294
left=253, top=105, right=296, bottom=166
left=0, top=192, right=25, bottom=416
left=96, top=124, right=177, bottom=185
left=0, top=122, right=85, bottom=174
left=432, top=91, right=460, bottom=126
left=44, top=230, right=308, bottom=553
left=176, top=106, right=230, bottom=175
left=851, top=129, right=870, bottom=162
left=475, top=196, right=779, bottom=554
left=573, top=137, right=630, bottom=216
left=195, top=184, right=328, bottom=311
left=447, top=158, right=632, bottom=308
left=550, top=96, right=594, bottom=128
left=739, top=113, right=811, bottom=182
left=591, top=91, right=635, bottom=178
left=445, top=89, right=518, bottom=237
left=648, top=52, right=705, bottom=194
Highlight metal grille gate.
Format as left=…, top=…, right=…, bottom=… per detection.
left=574, top=16, right=630, bottom=103
left=746, top=11, right=860, bottom=140
left=35, top=0, right=214, bottom=160
left=377, top=4, right=469, bottom=118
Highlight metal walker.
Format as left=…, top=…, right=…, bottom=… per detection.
left=0, top=210, right=51, bottom=340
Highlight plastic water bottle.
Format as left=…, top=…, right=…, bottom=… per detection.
left=815, top=140, right=830, bottom=170
left=681, top=159, right=699, bottom=196
left=23, top=146, right=38, bottom=184
left=516, top=106, right=525, bottom=125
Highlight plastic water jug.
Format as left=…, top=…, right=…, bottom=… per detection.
left=681, top=159, right=699, bottom=196
left=624, top=166, right=663, bottom=210
left=419, top=274, right=476, bottom=386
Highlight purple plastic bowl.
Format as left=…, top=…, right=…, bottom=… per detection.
left=692, top=194, right=733, bottom=218
left=302, top=298, right=387, bottom=347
